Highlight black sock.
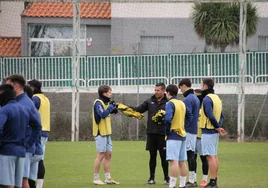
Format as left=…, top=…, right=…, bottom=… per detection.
left=38, top=160, right=45, bottom=179
left=149, top=150, right=157, bottom=180
left=210, top=178, right=217, bottom=185
left=159, top=149, right=169, bottom=180
left=28, top=179, right=36, bottom=188
left=200, top=155, right=209, bottom=175
left=194, top=154, right=198, bottom=173
left=187, top=150, right=196, bottom=172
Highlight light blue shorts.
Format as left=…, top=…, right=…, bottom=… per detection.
left=23, top=152, right=31, bottom=179
left=94, top=135, right=112, bottom=153
left=166, top=140, right=187, bottom=162
left=201, top=133, right=219, bottom=156
left=195, top=138, right=203, bottom=155
left=29, top=154, right=42, bottom=181
left=186, top=133, right=197, bottom=152
left=41, top=137, right=48, bottom=160
left=0, top=155, right=25, bottom=187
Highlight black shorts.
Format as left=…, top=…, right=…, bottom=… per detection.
left=146, top=133, right=166, bottom=151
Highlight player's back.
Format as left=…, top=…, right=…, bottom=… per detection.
left=0, top=100, right=29, bottom=157
left=16, top=92, right=41, bottom=153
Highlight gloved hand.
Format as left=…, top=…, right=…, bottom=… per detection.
left=111, top=108, right=118, bottom=114
left=110, top=100, right=116, bottom=106
left=152, top=110, right=166, bottom=124
left=107, top=103, right=116, bottom=112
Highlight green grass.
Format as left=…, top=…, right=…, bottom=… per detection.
left=44, top=141, right=268, bottom=188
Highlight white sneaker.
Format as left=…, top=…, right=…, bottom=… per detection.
left=104, top=178, right=120, bottom=185
left=93, top=179, right=105, bottom=185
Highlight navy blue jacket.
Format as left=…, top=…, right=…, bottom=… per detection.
left=16, top=93, right=42, bottom=154
left=0, top=100, right=28, bottom=157
left=183, top=89, right=200, bottom=134
left=132, top=95, right=168, bottom=135
left=165, top=96, right=192, bottom=141
left=202, top=96, right=224, bottom=134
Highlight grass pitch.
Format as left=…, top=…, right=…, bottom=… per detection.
left=44, top=141, right=268, bottom=188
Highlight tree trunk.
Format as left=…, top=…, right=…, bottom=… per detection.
left=220, top=45, right=227, bottom=52
left=204, top=43, right=208, bottom=53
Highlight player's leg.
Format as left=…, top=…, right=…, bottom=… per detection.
left=0, top=155, right=16, bottom=188
left=158, top=135, right=169, bottom=184
left=15, top=157, right=25, bottom=188
left=201, top=133, right=219, bottom=188
left=22, top=153, right=31, bottom=188
left=93, top=135, right=106, bottom=185
left=166, top=140, right=180, bottom=188
left=36, top=137, right=48, bottom=188
left=186, top=133, right=197, bottom=187
left=196, top=138, right=208, bottom=187
left=146, top=134, right=157, bottom=184
left=36, top=161, right=45, bottom=188
left=200, top=155, right=208, bottom=187
left=29, top=154, right=42, bottom=188
left=103, top=136, right=119, bottom=184
left=179, top=140, right=187, bottom=188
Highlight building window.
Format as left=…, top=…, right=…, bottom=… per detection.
left=258, top=36, right=268, bottom=51
left=29, top=25, right=86, bottom=56
left=140, top=36, right=174, bottom=54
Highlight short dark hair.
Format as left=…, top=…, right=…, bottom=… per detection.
left=203, top=78, right=214, bottom=89
left=28, top=79, right=42, bottom=91
left=24, top=85, right=33, bottom=98
left=166, top=85, right=178, bottom=96
left=0, top=84, right=16, bottom=102
left=179, top=78, right=191, bottom=87
left=155, top=83, right=166, bottom=90
left=98, top=85, right=111, bottom=96
left=0, top=84, right=14, bottom=93
left=194, top=89, right=202, bottom=94
left=5, top=74, right=26, bottom=87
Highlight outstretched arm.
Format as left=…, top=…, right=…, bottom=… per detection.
left=130, top=100, right=149, bottom=113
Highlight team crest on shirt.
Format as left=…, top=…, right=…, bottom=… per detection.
left=151, top=102, right=154, bottom=104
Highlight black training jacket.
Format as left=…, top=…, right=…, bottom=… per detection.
left=131, top=95, right=168, bottom=135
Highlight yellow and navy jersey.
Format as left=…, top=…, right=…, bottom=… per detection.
left=201, top=94, right=224, bottom=133
left=164, top=97, right=187, bottom=140
left=92, top=99, right=113, bottom=136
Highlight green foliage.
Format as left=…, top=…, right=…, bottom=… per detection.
left=191, top=3, right=259, bottom=52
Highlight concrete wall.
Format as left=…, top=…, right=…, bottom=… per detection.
left=111, top=17, right=268, bottom=54
left=111, top=18, right=206, bottom=54
left=86, top=25, right=111, bottom=56
left=46, top=92, right=268, bottom=141
left=111, top=2, right=268, bottom=54
left=0, top=2, right=24, bottom=37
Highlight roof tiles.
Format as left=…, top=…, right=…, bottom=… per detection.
left=0, top=37, right=21, bottom=57
left=23, top=2, right=111, bottom=19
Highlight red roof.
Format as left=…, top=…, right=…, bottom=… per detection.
left=0, top=38, right=21, bottom=57
left=23, top=2, right=111, bottom=19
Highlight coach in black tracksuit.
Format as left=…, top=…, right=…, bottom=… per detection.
left=131, top=83, right=169, bottom=185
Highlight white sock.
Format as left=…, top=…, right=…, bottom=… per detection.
left=203, top=175, right=208, bottom=181
left=94, top=173, right=100, bottom=180
left=179, top=176, right=187, bottom=187
left=169, top=177, right=177, bottom=188
left=105, top=173, right=111, bottom=180
left=189, top=171, right=195, bottom=183
left=36, top=179, right=44, bottom=188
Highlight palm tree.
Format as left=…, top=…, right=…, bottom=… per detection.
left=191, top=3, right=258, bottom=52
